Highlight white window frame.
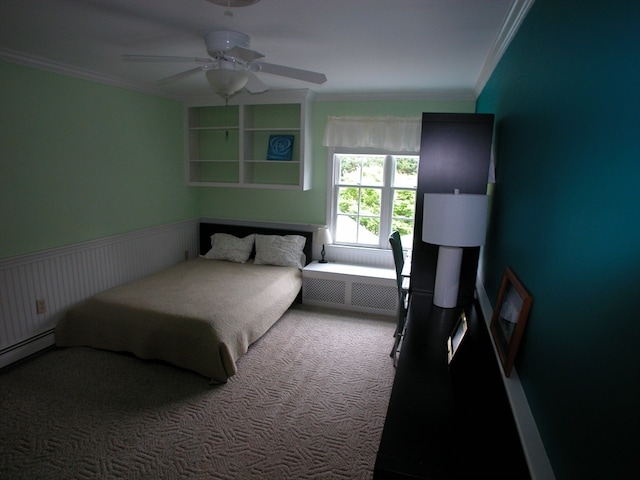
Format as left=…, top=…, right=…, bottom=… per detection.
left=327, top=148, right=418, bottom=251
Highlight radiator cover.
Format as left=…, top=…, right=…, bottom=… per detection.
left=302, top=262, right=397, bottom=316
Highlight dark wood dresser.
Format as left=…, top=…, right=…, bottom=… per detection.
left=375, top=112, right=528, bottom=478
left=374, top=292, right=530, bottom=479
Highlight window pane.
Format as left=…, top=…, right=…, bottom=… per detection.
left=339, top=156, right=361, bottom=184
left=360, top=188, right=381, bottom=215
left=393, top=190, right=415, bottom=219
left=392, top=219, right=414, bottom=248
left=335, top=215, right=380, bottom=245
left=337, top=187, right=359, bottom=214
left=361, top=156, right=385, bottom=186
left=358, top=217, right=380, bottom=245
left=393, top=156, right=419, bottom=188
left=336, top=215, right=358, bottom=243
left=392, top=189, right=416, bottom=248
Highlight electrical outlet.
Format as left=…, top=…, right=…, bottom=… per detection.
left=36, top=299, right=47, bottom=314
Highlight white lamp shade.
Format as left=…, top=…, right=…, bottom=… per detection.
left=316, top=226, right=333, bottom=245
left=422, top=193, right=488, bottom=247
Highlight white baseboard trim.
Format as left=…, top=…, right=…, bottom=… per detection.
left=476, top=279, right=555, bottom=480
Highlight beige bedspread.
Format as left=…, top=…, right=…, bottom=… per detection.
left=55, top=258, right=302, bottom=382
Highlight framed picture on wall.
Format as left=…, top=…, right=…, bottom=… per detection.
left=447, top=311, right=468, bottom=364
left=490, top=266, right=533, bottom=377
left=267, top=135, right=294, bottom=161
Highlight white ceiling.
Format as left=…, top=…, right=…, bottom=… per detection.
left=0, top=0, right=533, bottom=101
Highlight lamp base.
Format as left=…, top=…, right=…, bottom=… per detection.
left=319, top=244, right=328, bottom=263
left=433, top=245, right=463, bottom=308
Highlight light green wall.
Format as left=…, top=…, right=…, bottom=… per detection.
left=0, top=61, right=197, bottom=258
left=196, top=98, right=475, bottom=224
left=0, top=60, right=474, bottom=259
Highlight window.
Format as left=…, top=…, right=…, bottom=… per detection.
left=330, top=152, right=418, bottom=249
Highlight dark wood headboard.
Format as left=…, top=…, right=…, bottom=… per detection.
left=199, top=221, right=314, bottom=266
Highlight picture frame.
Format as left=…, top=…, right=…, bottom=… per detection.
left=447, top=310, right=469, bottom=364
left=490, top=266, right=533, bottom=377
left=266, top=134, right=294, bottom=161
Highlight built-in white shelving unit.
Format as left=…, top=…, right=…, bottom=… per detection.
left=184, top=89, right=313, bottom=190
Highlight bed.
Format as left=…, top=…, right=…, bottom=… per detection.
left=55, top=222, right=313, bottom=383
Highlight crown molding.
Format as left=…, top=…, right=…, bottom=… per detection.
left=0, top=48, right=182, bottom=101
left=474, top=0, right=535, bottom=97
left=1, top=0, right=535, bottom=106
left=0, top=48, right=471, bottom=105
left=314, top=90, right=477, bottom=103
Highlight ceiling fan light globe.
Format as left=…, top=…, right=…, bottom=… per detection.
left=205, top=69, right=250, bottom=96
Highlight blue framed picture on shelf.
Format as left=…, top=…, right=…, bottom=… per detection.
left=267, top=135, right=294, bottom=161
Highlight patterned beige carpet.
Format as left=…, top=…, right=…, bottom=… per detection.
left=0, top=304, right=396, bottom=479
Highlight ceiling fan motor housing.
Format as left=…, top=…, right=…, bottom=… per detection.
left=205, top=30, right=250, bottom=56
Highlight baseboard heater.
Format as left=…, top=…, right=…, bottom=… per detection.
left=0, top=329, right=55, bottom=369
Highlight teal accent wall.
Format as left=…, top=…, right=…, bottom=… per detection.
left=477, top=0, right=640, bottom=478
left=197, top=98, right=474, bottom=223
left=0, top=61, right=197, bottom=258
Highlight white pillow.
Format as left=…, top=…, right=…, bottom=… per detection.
left=204, top=233, right=255, bottom=263
left=254, top=234, right=307, bottom=269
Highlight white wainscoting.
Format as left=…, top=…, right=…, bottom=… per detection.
left=322, top=244, right=395, bottom=269
left=0, top=220, right=199, bottom=368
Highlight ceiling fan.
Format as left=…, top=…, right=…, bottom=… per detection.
left=123, top=30, right=327, bottom=98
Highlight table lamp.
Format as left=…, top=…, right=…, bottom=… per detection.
left=316, top=226, right=333, bottom=263
left=422, top=190, right=488, bottom=308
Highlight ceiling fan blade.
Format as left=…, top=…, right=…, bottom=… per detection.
left=226, top=45, right=265, bottom=62
left=156, top=67, right=204, bottom=85
left=250, top=62, right=327, bottom=84
left=244, top=73, right=268, bottom=94
left=122, top=54, right=212, bottom=64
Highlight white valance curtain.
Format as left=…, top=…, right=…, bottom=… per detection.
left=322, top=116, right=421, bottom=152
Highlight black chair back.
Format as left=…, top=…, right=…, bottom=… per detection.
left=389, top=231, right=405, bottom=292
left=389, top=230, right=409, bottom=360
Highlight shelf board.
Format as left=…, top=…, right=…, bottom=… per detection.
left=242, top=182, right=301, bottom=190
left=244, top=159, right=300, bottom=164
left=189, top=159, right=239, bottom=163
left=190, top=126, right=239, bottom=131
left=187, top=181, right=301, bottom=190
left=244, top=127, right=300, bottom=132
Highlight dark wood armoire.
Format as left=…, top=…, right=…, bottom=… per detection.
left=410, top=113, right=495, bottom=303
left=374, top=113, right=530, bottom=480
